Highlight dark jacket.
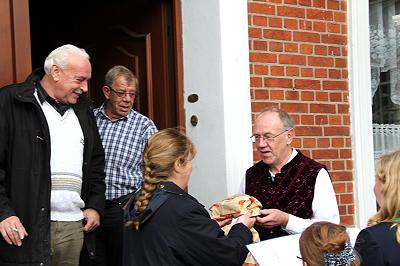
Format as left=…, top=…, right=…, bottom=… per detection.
left=123, top=182, right=252, bottom=266
left=355, top=222, right=400, bottom=266
left=0, top=69, right=106, bottom=265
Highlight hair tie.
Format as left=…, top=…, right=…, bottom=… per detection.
left=324, top=241, right=355, bottom=266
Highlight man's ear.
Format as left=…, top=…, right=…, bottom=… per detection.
left=50, top=65, right=61, bottom=82
left=102, top=86, right=111, bottom=100
left=286, top=128, right=295, bottom=144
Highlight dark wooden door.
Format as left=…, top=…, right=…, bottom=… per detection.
left=29, top=0, right=181, bottom=129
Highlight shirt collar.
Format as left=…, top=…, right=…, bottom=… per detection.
left=35, top=81, right=72, bottom=115
left=97, top=102, right=131, bottom=121
left=269, top=148, right=297, bottom=178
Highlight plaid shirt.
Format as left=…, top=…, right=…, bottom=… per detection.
left=94, top=105, right=157, bottom=200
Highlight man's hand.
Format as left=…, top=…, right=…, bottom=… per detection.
left=82, top=208, right=100, bottom=232
left=0, top=216, right=28, bottom=246
left=256, top=209, right=289, bottom=228
left=213, top=216, right=233, bottom=227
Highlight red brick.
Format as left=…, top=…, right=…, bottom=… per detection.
left=317, top=138, right=330, bottom=148
left=284, top=43, right=298, bottom=53
left=339, top=149, right=352, bottom=159
left=332, top=138, right=345, bottom=148
left=341, top=0, right=347, bottom=11
left=316, top=91, right=329, bottom=101
left=253, top=16, right=268, bottom=26
left=341, top=24, right=347, bottom=34
left=328, top=46, right=341, bottom=56
left=250, top=77, right=263, bottom=87
left=329, top=69, right=342, bottom=79
left=298, top=0, right=311, bottom=6
left=334, top=11, right=346, bottom=23
left=329, top=92, right=342, bottom=102
left=301, top=68, right=314, bottom=77
left=315, top=115, right=328, bottom=124
left=279, top=54, right=307, bottom=65
left=295, top=125, right=323, bottom=136
left=335, top=58, right=347, bottom=67
left=321, top=34, right=347, bottom=45
left=293, top=32, right=321, bottom=43
left=315, top=68, right=328, bottom=78
left=315, top=45, right=328, bottom=55
left=265, top=77, right=293, bottom=88
left=333, top=182, right=346, bottom=193
left=284, top=0, right=297, bottom=4
left=324, top=126, right=350, bottom=136
left=309, top=56, right=334, bottom=67
left=338, top=205, right=346, bottom=214
left=312, top=149, right=338, bottom=159
left=332, top=160, right=345, bottom=170
left=277, top=6, right=306, bottom=18
left=271, top=66, right=284, bottom=76
left=331, top=171, right=353, bottom=181
left=347, top=204, right=354, bottom=215
left=249, top=27, right=262, bottom=38
left=341, top=46, right=348, bottom=56
left=307, top=10, right=333, bottom=21
left=340, top=215, right=354, bottom=226
left=300, top=44, right=313, bottom=54
left=286, top=66, right=300, bottom=76
left=270, top=89, right=285, bottom=100
left=327, top=23, right=341, bottom=33
left=284, top=18, right=298, bottom=29
left=323, top=80, right=348, bottom=90
left=328, top=115, right=342, bottom=125
left=300, top=114, right=314, bottom=124
left=254, top=65, right=269, bottom=75
left=248, top=3, right=276, bottom=15
left=342, top=69, right=348, bottom=78
left=285, top=90, right=299, bottom=100
left=263, top=29, right=292, bottom=41
left=346, top=159, right=353, bottom=170
left=269, top=17, right=283, bottom=28
left=292, top=138, right=302, bottom=148
left=346, top=183, right=353, bottom=193
left=295, top=79, right=321, bottom=90
left=343, top=115, right=350, bottom=125
left=337, top=103, right=349, bottom=113
left=281, top=103, right=309, bottom=113
left=327, top=0, right=340, bottom=10
left=313, top=0, right=326, bottom=8
left=250, top=52, right=277, bottom=63
left=254, top=89, right=270, bottom=100
left=301, top=91, right=315, bottom=101
left=339, top=194, right=354, bottom=204
left=310, top=103, right=336, bottom=114
left=253, top=40, right=268, bottom=50
left=299, top=20, right=313, bottom=30
left=303, top=138, right=316, bottom=148
left=252, top=102, right=277, bottom=112
left=269, top=42, right=283, bottom=52
left=314, top=21, right=326, bottom=32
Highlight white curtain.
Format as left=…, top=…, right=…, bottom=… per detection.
left=373, top=123, right=400, bottom=159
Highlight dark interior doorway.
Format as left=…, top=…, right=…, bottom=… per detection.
left=29, top=0, right=180, bottom=129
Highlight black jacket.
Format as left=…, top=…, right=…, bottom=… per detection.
left=0, top=69, right=106, bottom=265
left=355, top=222, right=400, bottom=266
left=123, top=181, right=252, bottom=266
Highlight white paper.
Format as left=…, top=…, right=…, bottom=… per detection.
left=246, top=228, right=361, bottom=266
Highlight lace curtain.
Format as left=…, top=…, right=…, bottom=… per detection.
left=371, top=0, right=400, bottom=159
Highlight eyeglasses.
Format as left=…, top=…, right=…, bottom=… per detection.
left=296, top=256, right=306, bottom=264
left=107, top=86, right=136, bottom=98
left=250, top=128, right=291, bottom=143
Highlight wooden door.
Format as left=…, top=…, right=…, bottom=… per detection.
left=28, top=0, right=183, bottom=129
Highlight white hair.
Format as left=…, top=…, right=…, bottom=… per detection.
left=43, top=44, right=90, bottom=74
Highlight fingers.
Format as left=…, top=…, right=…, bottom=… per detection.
left=0, top=216, right=28, bottom=246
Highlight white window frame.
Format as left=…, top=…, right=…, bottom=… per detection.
left=348, top=0, right=377, bottom=228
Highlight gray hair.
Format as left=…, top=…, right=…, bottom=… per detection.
left=43, top=44, right=90, bottom=74
left=258, top=107, right=295, bottom=129
left=104, top=65, right=138, bottom=89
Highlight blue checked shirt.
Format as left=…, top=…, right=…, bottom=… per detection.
left=94, top=105, right=157, bottom=200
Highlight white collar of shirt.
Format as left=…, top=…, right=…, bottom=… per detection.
left=269, top=148, right=297, bottom=180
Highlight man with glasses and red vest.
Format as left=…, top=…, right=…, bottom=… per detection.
left=239, top=107, right=339, bottom=240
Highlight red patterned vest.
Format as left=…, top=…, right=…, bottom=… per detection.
left=245, top=150, right=326, bottom=240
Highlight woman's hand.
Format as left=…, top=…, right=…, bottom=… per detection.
left=237, top=210, right=256, bottom=229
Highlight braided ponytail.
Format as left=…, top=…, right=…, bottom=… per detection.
left=127, top=128, right=196, bottom=230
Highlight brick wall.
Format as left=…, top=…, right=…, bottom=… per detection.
left=248, top=0, right=353, bottom=225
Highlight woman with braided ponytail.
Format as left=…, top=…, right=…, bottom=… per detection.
left=354, top=149, right=400, bottom=265
left=123, top=128, right=255, bottom=266
left=299, top=221, right=359, bottom=266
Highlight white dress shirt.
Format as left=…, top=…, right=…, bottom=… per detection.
left=239, top=149, right=340, bottom=234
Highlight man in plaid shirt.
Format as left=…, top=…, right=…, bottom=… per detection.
left=81, top=65, right=157, bottom=266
